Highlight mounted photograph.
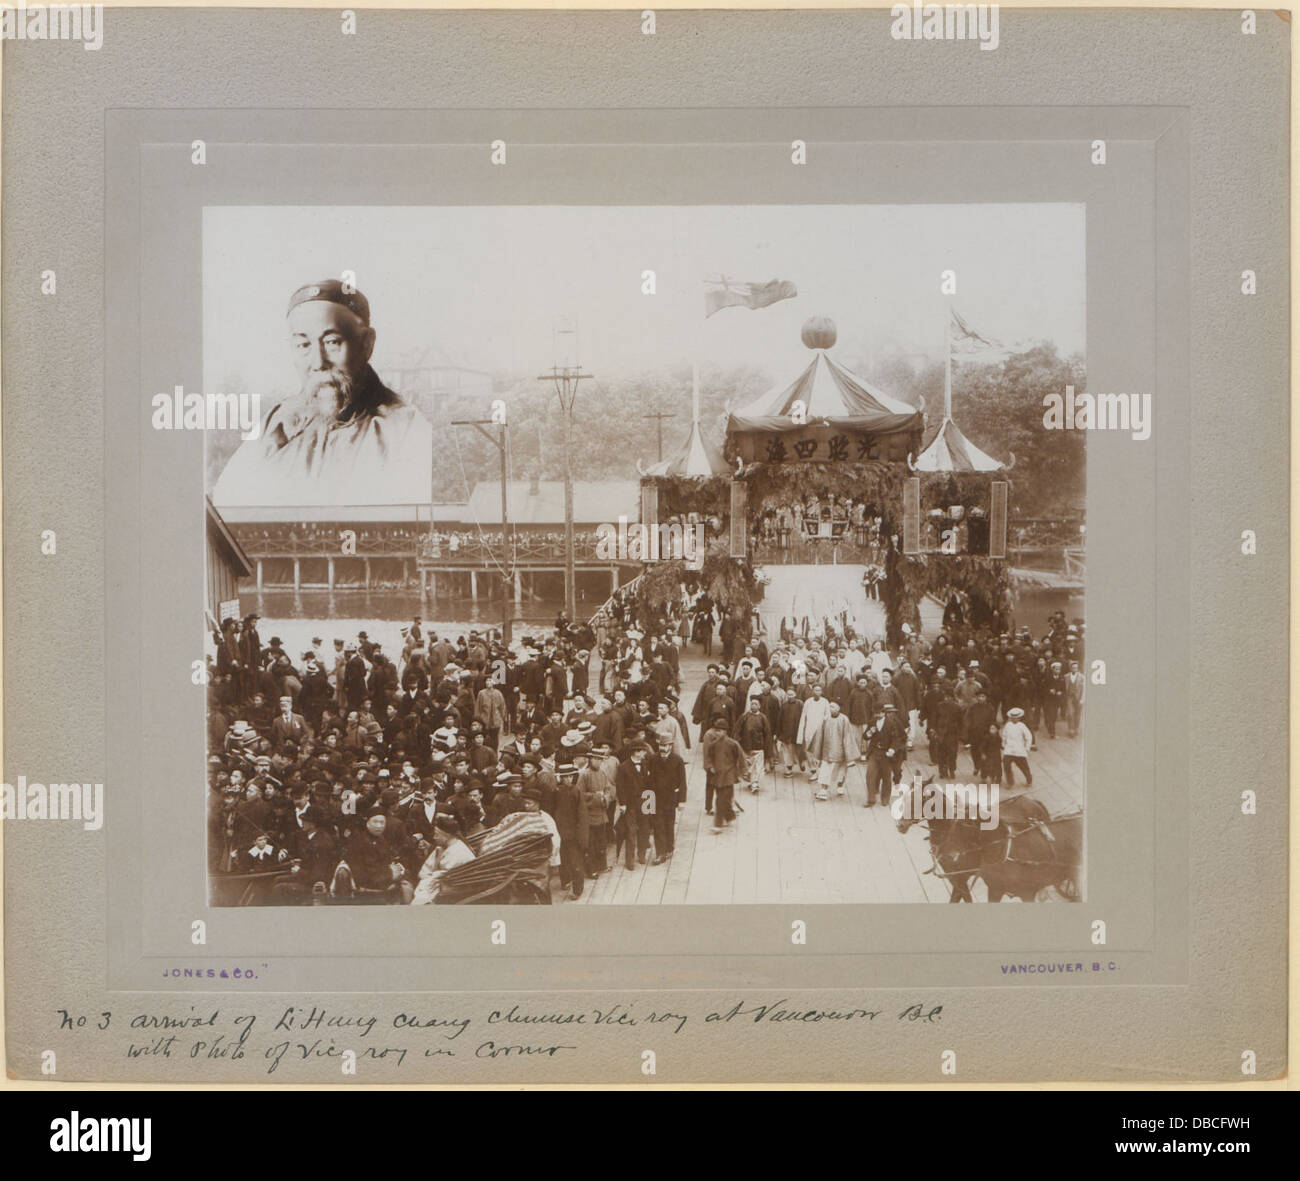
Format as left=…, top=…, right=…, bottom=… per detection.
left=202, top=202, right=1086, bottom=908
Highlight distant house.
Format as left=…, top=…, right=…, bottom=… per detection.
left=206, top=497, right=253, bottom=621
left=465, top=480, right=640, bottom=528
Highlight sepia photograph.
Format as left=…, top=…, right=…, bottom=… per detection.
left=203, top=203, right=1087, bottom=907
left=1, top=0, right=1288, bottom=1101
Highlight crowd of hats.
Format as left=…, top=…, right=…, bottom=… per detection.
left=206, top=606, right=690, bottom=872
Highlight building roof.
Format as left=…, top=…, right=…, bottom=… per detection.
left=466, top=480, right=639, bottom=525
left=642, top=419, right=730, bottom=479
left=216, top=503, right=465, bottom=524
left=206, top=497, right=254, bottom=576
left=912, top=417, right=1007, bottom=472
left=727, top=350, right=922, bottom=435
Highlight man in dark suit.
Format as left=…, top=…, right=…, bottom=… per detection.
left=929, top=686, right=963, bottom=780
left=647, top=650, right=674, bottom=702
left=343, top=643, right=369, bottom=711
left=520, top=755, right=557, bottom=817
left=552, top=763, right=587, bottom=898
left=270, top=695, right=312, bottom=754
left=863, top=706, right=906, bottom=807
left=690, top=665, right=723, bottom=739
left=338, top=812, right=413, bottom=903
left=401, top=779, right=440, bottom=842
left=613, top=742, right=654, bottom=868
left=285, top=806, right=339, bottom=897
left=647, top=735, right=687, bottom=863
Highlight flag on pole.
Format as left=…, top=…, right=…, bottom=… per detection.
left=705, top=275, right=798, bottom=318
left=949, top=308, right=1011, bottom=361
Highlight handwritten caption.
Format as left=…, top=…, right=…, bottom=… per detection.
left=54, top=999, right=944, bottom=1075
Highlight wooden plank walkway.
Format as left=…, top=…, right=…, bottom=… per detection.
left=558, top=648, right=1084, bottom=906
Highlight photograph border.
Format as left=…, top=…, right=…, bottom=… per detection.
left=104, top=106, right=1181, bottom=993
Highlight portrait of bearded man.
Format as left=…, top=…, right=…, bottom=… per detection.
left=212, top=280, right=433, bottom=506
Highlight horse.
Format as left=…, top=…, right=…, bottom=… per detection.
left=893, top=779, right=1083, bottom=902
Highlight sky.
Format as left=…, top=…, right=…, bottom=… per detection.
left=203, top=203, right=1085, bottom=399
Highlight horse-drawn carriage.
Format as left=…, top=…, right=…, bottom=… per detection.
left=433, top=828, right=553, bottom=904
left=894, top=781, right=1083, bottom=902
left=209, top=812, right=556, bottom=906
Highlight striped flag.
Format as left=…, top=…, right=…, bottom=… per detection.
left=705, top=275, right=798, bottom=318
left=950, top=308, right=1011, bottom=361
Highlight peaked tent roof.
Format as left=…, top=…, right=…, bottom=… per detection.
left=912, top=416, right=1006, bottom=472
left=727, top=351, right=922, bottom=434
left=643, top=419, right=729, bottom=479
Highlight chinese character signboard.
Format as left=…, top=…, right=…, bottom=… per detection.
left=737, top=426, right=914, bottom=465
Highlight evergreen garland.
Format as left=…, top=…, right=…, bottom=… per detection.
left=641, top=461, right=1010, bottom=644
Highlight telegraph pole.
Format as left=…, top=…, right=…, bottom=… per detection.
left=450, top=416, right=515, bottom=646
left=643, top=410, right=676, bottom=462
left=537, top=363, right=592, bottom=622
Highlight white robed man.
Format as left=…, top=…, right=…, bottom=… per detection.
left=650, top=700, right=689, bottom=763
left=805, top=699, right=862, bottom=801
left=410, top=814, right=475, bottom=905
left=841, top=643, right=869, bottom=680
left=795, top=683, right=833, bottom=783
left=212, top=280, right=434, bottom=508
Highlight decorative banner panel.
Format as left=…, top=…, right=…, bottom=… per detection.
left=989, top=481, right=1008, bottom=559
left=902, top=477, right=921, bottom=554
left=641, top=482, right=658, bottom=530
left=729, top=480, right=748, bottom=558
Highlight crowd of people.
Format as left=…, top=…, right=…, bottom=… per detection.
left=207, top=609, right=693, bottom=905
left=234, top=523, right=427, bottom=552
left=207, top=588, right=1084, bottom=905
left=682, top=610, right=1085, bottom=808
left=417, top=529, right=604, bottom=560
left=231, top=523, right=607, bottom=560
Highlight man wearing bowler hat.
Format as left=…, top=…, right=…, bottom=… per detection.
left=614, top=741, right=654, bottom=868
left=648, top=733, right=687, bottom=863
left=212, top=279, right=433, bottom=507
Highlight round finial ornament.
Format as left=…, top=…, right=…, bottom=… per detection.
left=801, top=315, right=837, bottom=350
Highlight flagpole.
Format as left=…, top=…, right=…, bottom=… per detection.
left=944, top=305, right=953, bottom=421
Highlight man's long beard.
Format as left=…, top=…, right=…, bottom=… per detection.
left=299, top=368, right=360, bottom=452
left=304, top=368, right=358, bottom=421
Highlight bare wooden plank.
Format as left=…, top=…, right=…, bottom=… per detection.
left=754, top=766, right=784, bottom=905
left=661, top=790, right=702, bottom=905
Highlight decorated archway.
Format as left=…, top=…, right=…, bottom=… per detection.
left=626, top=315, right=1016, bottom=648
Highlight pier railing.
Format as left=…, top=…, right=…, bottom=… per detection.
left=232, top=529, right=612, bottom=564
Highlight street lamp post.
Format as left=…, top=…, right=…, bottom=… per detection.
left=643, top=409, right=677, bottom=463
left=450, top=417, right=515, bottom=647
left=538, top=362, right=591, bottom=623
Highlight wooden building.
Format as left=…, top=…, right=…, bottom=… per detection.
left=205, top=497, right=253, bottom=622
